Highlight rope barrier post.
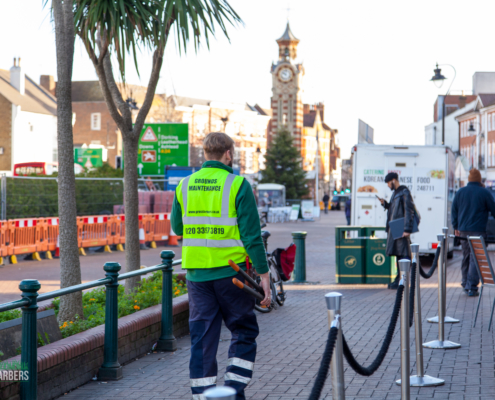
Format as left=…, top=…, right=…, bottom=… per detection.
left=398, top=259, right=411, bottom=400
left=325, top=292, right=345, bottom=400
left=204, top=386, right=236, bottom=400
left=424, top=234, right=461, bottom=350
left=427, top=230, right=459, bottom=324
left=398, top=244, right=444, bottom=387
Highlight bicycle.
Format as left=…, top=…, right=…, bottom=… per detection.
left=249, top=225, right=287, bottom=313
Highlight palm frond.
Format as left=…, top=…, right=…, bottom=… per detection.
left=74, top=0, right=242, bottom=80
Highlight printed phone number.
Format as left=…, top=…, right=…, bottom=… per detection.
left=185, top=227, right=225, bottom=235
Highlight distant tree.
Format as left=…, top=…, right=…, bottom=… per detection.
left=261, top=128, right=308, bottom=199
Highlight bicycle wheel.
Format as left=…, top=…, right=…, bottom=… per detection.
left=275, top=280, right=286, bottom=306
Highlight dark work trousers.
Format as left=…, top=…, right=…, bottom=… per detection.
left=187, top=274, right=259, bottom=400
left=460, top=231, right=486, bottom=291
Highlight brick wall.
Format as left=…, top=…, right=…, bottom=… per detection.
left=72, top=102, right=120, bottom=168
left=0, top=294, right=189, bottom=400
left=0, top=94, right=12, bottom=170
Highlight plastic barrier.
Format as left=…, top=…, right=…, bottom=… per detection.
left=0, top=212, right=173, bottom=262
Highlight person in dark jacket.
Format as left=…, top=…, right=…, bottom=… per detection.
left=452, top=168, right=495, bottom=296
left=322, top=193, right=330, bottom=214
left=377, top=172, right=416, bottom=289
left=345, top=197, right=351, bottom=225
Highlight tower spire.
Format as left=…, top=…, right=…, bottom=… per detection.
left=276, top=22, right=299, bottom=60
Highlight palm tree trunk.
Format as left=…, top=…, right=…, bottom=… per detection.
left=53, top=0, right=83, bottom=322
left=123, top=134, right=141, bottom=292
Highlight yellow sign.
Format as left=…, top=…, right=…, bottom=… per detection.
left=344, top=255, right=357, bottom=269
left=373, top=253, right=386, bottom=266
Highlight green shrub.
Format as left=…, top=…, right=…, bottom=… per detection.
left=0, top=309, right=21, bottom=323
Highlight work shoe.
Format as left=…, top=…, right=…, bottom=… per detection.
left=468, top=290, right=479, bottom=297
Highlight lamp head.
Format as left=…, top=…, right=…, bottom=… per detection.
left=431, top=63, right=447, bottom=88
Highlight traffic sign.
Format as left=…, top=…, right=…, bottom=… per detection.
left=74, top=148, right=103, bottom=169
left=137, top=123, right=189, bottom=176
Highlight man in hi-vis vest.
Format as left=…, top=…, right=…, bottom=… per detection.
left=171, top=132, right=271, bottom=400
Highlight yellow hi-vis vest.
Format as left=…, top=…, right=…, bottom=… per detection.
left=176, top=167, right=247, bottom=269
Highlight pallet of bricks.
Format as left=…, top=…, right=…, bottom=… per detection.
left=0, top=213, right=173, bottom=265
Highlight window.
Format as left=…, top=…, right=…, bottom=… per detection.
left=288, top=99, right=293, bottom=123
left=277, top=101, right=283, bottom=125
left=91, top=113, right=101, bottom=130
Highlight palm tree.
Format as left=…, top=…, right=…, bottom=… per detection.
left=74, top=0, right=242, bottom=292
left=51, top=0, right=84, bottom=322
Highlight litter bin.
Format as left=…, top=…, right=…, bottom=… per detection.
left=363, top=227, right=396, bottom=284
left=335, top=226, right=366, bottom=284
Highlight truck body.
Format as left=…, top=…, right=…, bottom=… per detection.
left=351, top=145, right=456, bottom=254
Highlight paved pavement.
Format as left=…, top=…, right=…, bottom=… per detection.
left=43, top=212, right=495, bottom=399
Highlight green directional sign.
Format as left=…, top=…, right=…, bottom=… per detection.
left=137, top=123, right=189, bottom=176
left=74, top=148, right=103, bottom=169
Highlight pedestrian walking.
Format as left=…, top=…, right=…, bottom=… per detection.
left=345, top=197, right=351, bottom=225
left=377, top=172, right=417, bottom=289
left=322, top=193, right=330, bottom=214
left=452, top=168, right=495, bottom=297
left=260, top=192, right=271, bottom=223
left=171, top=132, right=271, bottom=400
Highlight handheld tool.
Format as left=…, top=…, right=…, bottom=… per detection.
left=228, top=259, right=265, bottom=295
left=232, top=278, right=264, bottom=301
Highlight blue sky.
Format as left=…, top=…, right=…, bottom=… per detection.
left=2, top=0, right=495, bottom=159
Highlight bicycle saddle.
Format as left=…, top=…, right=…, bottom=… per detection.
left=261, top=231, right=271, bottom=239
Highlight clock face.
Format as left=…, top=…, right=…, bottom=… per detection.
left=278, top=67, right=293, bottom=83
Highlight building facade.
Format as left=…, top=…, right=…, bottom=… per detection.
left=0, top=59, right=57, bottom=174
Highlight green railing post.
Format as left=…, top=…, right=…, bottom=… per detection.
left=157, top=250, right=177, bottom=351
left=20, top=279, right=40, bottom=400
left=292, top=231, right=308, bottom=283
left=98, top=262, right=122, bottom=380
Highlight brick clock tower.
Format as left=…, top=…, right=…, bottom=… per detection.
left=270, top=23, right=304, bottom=149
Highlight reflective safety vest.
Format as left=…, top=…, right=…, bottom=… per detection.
left=176, top=167, right=247, bottom=269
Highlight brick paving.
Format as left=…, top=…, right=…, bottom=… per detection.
left=60, top=213, right=495, bottom=399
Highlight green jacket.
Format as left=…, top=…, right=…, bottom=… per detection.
left=171, top=161, right=269, bottom=282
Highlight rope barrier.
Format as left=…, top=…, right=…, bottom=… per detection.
left=418, top=246, right=441, bottom=279
left=308, top=327, right=339, bottom=400
left=342, top=284, right=405, bottom=376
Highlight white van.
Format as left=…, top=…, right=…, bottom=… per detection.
left=351, top=145, right=456, bottom=255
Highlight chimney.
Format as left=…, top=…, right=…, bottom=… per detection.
left=303, top=104, right=310, bottom=114
left=10, top=57, right=25, bottom=95
left=40, top=75, right=56, bottom=95
left=317, top=102, right=325, bottom=121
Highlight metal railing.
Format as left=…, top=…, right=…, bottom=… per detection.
left=0, top=250, right=181, bottom=400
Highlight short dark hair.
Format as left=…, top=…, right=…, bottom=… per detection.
left=385, top=172, right=398, bottom=183
left=203, top=132, right=234, bottom=160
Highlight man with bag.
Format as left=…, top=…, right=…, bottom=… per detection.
left=377, top=172, right=418, bottom=289
left=171, top=132, right=271, bottom=400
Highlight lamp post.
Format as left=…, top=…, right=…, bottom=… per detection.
left=256, top=146, right=262, bottom=183
left=430, top=63, right=456, bottom=145
left=468, top=121, right=485, bottom=171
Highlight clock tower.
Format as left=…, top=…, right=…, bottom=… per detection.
left=270, top=23, right=304, bottom=149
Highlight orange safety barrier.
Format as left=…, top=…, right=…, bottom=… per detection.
left=150, top=213, right=171, bottom=243
left=10, top=219, right=39, bottom=256
left=0, top=212, right=177, bottom=263
left=77, top=216, right=110, bottom=250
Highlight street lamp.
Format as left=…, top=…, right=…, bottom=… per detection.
left=468, top=121, right=485, bottom=171
left=430, top=63, right=456, bottom=145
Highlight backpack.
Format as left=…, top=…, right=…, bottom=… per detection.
left=272, top=243, right=296, bottom=281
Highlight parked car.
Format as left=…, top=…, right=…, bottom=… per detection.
left=331, top=195, right=349, bottom=210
